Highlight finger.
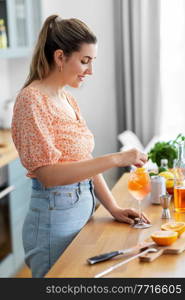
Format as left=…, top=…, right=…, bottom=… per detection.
left=127, top=209, right=139, bottom=218
left=122, top=216, right=134, bottom=225
left=127, top=209, right=150, bottom=223
left=141, top=153, right=148, bottom=162
left=134, top=160, right=145, bottom=168
left=134, top=162, right=143, bottom=168
left=141, top=212, right=150, bottom=223
left=141, top=212, right=151, bottom=224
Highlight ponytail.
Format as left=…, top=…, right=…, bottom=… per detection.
left=23, top=15, right=58, bottom=88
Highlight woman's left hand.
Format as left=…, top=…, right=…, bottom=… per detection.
left=110, top=207, right=150, bottom=225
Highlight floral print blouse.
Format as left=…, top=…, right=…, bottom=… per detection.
left=11, top=86, right=95, bottom=178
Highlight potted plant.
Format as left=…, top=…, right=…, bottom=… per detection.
left=147, top=133, right=185, bottom=169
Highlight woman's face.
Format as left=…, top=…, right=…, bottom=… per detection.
left=61, top=43, right=97, bottom=88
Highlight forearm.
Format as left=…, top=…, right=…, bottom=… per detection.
left=92, top=173, right=119, bottom=215
left=34, top=153, right=118, bottom=187
left=34, top=148, right=147, bottom=187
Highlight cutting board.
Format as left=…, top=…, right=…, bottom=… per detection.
left=139, top=235, right=185, bottom=262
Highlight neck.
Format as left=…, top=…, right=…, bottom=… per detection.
left=33, top=69, right=66, bottom=98
left=178, top=143, right=185, bottom=160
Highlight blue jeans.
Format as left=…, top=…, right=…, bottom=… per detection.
left=22, top=178, right=96, bottom=277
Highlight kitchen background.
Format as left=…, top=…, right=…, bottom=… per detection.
left=0, top=0, right=185, bottom=277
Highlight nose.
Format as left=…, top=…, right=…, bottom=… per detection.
left=86, top=62, right=93, bottom=75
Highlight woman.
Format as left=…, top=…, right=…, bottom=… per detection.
left=11, top=15, right=149, bottom=277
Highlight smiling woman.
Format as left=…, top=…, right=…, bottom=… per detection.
left=11, top=14, right=148, bottom=278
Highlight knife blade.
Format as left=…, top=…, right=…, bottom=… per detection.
left=94, top=247, right=158, bottom=278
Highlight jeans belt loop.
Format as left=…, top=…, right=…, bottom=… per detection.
left=89, top=179, right=93, bottom=191
left=78, top=182, right=82, bottom=195
left=49, top=191, right=54, bottom=210
left=39, top=179, right=46, bottom=191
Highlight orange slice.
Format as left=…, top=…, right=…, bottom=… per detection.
left=158, top=171, right=174, bottom=188
left=151, top=230, right=178, bottom=246
left=161, top=222, right=185, bottom=237
left=128, top=180, right=142, bottom=190
left=135, top=167, right=146, bottom=173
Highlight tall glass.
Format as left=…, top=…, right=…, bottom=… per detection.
left=174, top=172, right=185, bottom=213
left=173, top=142, right=185, bottom=213
left=128, top=167, right=152, bottom=228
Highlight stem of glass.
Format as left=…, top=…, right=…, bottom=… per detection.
left=138, top=199, right=142, bottom=224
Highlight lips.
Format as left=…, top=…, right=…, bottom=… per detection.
left=78, top=76, right=85, bottom=81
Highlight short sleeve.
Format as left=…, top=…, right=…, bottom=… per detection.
left=12, top=89, right=61, bottom=173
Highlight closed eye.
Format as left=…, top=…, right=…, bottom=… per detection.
left=81, top=59, right=89, bottom=64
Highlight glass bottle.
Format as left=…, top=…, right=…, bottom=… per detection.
left=173, top=141, right=185, bottom=212
left=174, top=142, right=185, bottom=168
left=158, top=158, right=168, bottom=173
left=0, top=19, right=7, bottom=49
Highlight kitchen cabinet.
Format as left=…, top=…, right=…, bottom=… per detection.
left=0, top=157, right=31, bottom=277
left=9, top=158, right=31, bottom=275
left=0, top=0, right=41, bottom=58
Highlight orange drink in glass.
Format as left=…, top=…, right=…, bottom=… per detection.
left=128, top=167, right=152, bottom=228
left=173, top=167, right=185, bottom=212
left=174, top=186, right=185, bottom=212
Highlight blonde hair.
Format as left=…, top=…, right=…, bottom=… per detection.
left=23, top=14, right=97, bottom=88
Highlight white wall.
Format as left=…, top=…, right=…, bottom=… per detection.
left=8, top=57, right=31, bottom=97
left=0, top=0, right=118, bottom=187
left=0, top=56, right=31, bottom=131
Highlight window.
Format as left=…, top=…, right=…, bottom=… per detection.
left=160, top=0, right=185, bottom=135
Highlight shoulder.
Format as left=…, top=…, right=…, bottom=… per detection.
left=14, top=86, right=48, bottom=112
left=16, top=86, right=46, bottom=104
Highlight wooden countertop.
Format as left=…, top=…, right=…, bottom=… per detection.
left=45, top=173, right=185, bottom=278
left=0, top=129, right=18, bottom=167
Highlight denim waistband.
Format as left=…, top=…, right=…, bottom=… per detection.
left=31, top=178, right=93, bottom=192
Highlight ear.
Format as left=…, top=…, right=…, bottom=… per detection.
left=53, top=49, right=64, bottom=67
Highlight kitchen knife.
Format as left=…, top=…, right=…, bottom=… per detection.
left=94, top=248, right=158, bottom=278
left=87, top=241, right=155, bottom=264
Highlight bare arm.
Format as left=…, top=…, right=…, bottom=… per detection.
left=34, top=148, right=147, bottom=187
left=92, top=173, right=120, bottom=212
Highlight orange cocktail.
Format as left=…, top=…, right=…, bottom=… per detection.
left=128, top=168, right=151, bottom=200
left=174, top=186, right=185, bottom=212
left=128, top=167, right=151, bottom=229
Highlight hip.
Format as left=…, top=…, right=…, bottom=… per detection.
left=29, top=178, right=96, bottom=218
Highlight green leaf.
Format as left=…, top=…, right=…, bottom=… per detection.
left=147, top=134, right=184, bottom=168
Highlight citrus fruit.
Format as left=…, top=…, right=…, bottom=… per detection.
left=151, top=230, right=178, bottom=246
left=135, top=167, right=145, bottom=173
left=128, top=181, right=142, bottom=190
left=158, top=171, right=174, bottom=188
left=161, top=222, right=185, bottom=237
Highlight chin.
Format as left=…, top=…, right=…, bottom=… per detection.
left=70, top=82, right=82, bottom=88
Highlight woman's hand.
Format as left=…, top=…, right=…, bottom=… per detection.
left=114, top=148, right=147, bottom=168
left=110, top=206, right=150, bottom=225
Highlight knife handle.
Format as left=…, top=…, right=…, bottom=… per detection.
left=87, top=251, right=122, bottom=264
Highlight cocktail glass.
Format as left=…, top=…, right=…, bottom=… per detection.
left=128, top=167, right=152, bottom=229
